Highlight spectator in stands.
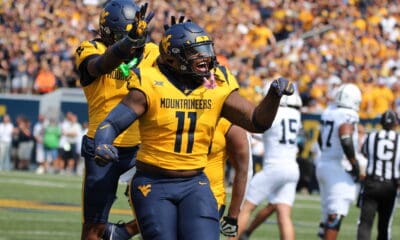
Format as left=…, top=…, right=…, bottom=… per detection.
left=0, top=44, right=10, bottom=93
left=14, top=115, right=34, bottom=170
left=11, top=61, right=30, bottom=94
left=42, top=117, right=61, bottom=174
left=33, top=114, right=47, bottom=174
left=59, top=112, right=81, bottom=174
left=359, top=77, right=375, bottom=119
left=0, top=114, right=14, bottom=171
left=371, top=77, right=394, bottom=117
left=34, top=60, right=56, bottom=95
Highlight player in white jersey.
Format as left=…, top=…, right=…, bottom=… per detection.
left=316, top=83, right=362, bottom=240
left=234, top=92, right=303, bottom=240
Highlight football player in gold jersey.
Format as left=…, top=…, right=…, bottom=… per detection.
left=94, top=19, right=294, bottom=240
left=205, top=117, right=251, bottom=237
left=74, top=1, right=157, bottom=239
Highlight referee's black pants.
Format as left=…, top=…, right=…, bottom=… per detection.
left=357, top=178, right=398, bottom=240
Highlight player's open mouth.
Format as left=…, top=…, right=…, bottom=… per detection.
left=193, top=60, right=209, bottom=72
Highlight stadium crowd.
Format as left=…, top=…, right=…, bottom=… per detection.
left=0, top=0, right=399, bottom=118
left=2, top=1, right=400, bottom=239
left=0, top=111, right=87, bottom=174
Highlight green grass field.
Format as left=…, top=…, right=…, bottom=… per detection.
left=0, top=171, right=399, bottom=240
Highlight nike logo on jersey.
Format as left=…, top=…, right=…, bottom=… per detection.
left=138, top=184, right=151, bottom=197
left=198, top=181, right=207, bottom=185
left=99, top=124, right=110, bottom=130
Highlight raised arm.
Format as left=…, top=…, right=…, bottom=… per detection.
left=85, top=4, right=152, bottom=77
left=222, top=77, right=294, bottom=133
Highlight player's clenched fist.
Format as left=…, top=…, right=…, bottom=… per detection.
left=271, top=77, right=294, bottom=97
left=220, top=216, right=238, bottom=237
left=94, top=144, right=119, bottom=167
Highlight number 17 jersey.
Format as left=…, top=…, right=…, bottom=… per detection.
left=319, top=105, right=359, bottom=163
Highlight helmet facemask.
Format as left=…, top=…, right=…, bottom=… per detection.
left=163, top=41, right=218, bottom=87
left=183, top=42, right=218, bottom=80
left=159, top=22, right=219, bottom=89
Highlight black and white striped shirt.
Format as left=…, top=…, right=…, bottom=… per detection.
left=361, top=129, right=400, bottom=181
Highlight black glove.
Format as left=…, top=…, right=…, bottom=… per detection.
left=270, top=77, right=294, bottom=97
left=347, top=162, right=360, bottom=183
left=164, top=16, right=191, bottom=30
left=220, top=216, right=238, bottom=237
left=127, top=3, right=154, bottom=48
left=94, top=144, right=119, bottom=167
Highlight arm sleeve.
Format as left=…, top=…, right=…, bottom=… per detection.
left=340, top=133, right=356, bottom=163
left=94, top=103, right=139, bottom=146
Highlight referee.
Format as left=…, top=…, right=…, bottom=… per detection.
left=357, top=110, right=400, bottom=240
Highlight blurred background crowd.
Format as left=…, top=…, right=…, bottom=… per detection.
left=0, top=0, right=399, bottom=191
left=1, top=0, right=400, bottom=118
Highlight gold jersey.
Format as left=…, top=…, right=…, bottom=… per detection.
left=128, top=65, right=238, bottom=170
left=204, top=118, right=232, bottom=207
left=74, top=41, right=159, bottom=147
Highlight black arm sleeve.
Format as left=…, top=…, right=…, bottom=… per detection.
left=92, top=37, right=142, bottom=76
left=79, top=55, right=98, bottom=87
left=340, top=133, right=356, bottom=161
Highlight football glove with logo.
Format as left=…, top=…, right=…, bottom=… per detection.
left=270, top=77, right=294, bottom=97
left=220, top=216, right=238, bottom=237
left=164, top=15, right=191, bottom=30
left=94, top=144, right=119, bottom=167
left=127, top=3, right=153, bottom=48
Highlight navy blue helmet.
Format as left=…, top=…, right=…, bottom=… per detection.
left=159, top=21, right=218, bottom=81
left=99, top=0, right=140, bottom=46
